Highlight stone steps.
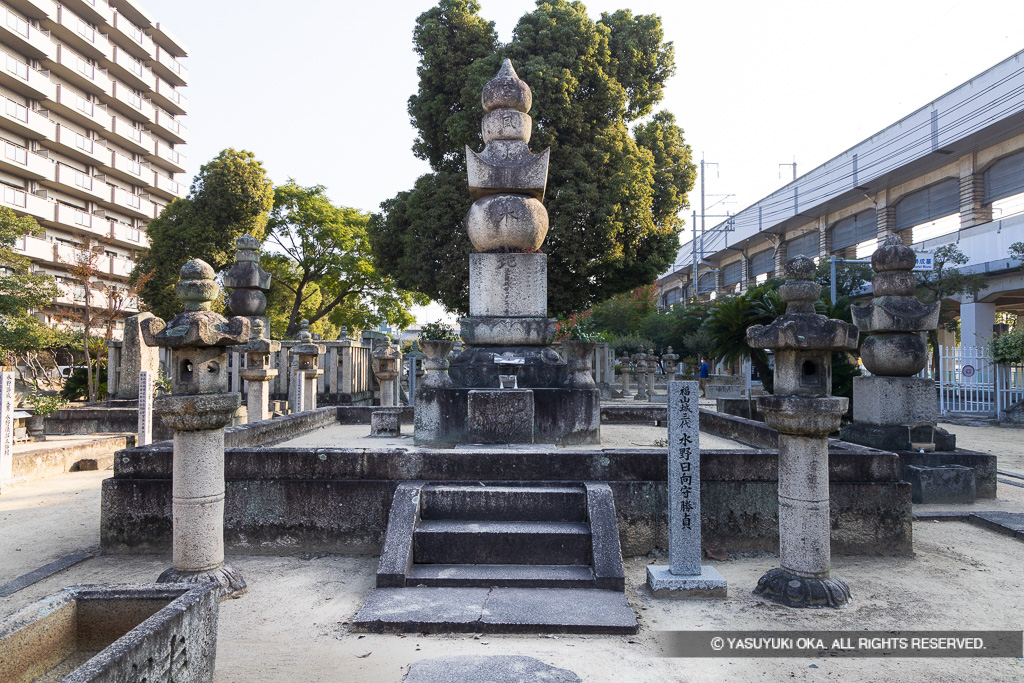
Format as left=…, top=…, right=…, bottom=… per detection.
left=354, top=481, right=636, bottom=633
left=413, top=519, right=592, bottom=566
left=406, top=563, right=596, bottom=588
left=420, top=484, right=586, bottom=522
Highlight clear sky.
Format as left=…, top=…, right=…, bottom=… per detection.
left=144, top=0, right=1024, bottom=319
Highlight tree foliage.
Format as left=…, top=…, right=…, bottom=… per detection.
left=916, top=244, right=988, bottom=370
left=369, top=0, right=696, bottom=316
left=262, top=181, right=427, bottom=338
left=0, top=206, right=63, bottom=368
left=134, top=149, right=274, bottom=319
left=814, top=259, right=873, bottom=302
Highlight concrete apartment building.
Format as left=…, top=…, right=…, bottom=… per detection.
left=1, top=0, right=187, bottom=333
left=657, top=49, right=1024, bottom=348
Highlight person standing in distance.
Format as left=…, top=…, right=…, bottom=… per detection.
left=699, top=357, right=710, bottom=397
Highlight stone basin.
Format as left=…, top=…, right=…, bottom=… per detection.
left=0, top=583, right=218, bottom=683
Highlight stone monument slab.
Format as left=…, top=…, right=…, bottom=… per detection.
left=0, top=371, right=13, bottom=489
left=646, top=380, right=727, bottom=598
left=138, top=370, right=154, bottom=446
left=469, top=253, right=547, bottom=317
left=467, top=389, right=534, bottom=444
left=851, top=376, right=937, bottom=425
left=116, top=313, right=160, bottom=399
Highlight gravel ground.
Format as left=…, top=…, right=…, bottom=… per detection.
left=2, top=420, right=1024, bottom=682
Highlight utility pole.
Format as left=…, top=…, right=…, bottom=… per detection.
left=688, top=154, right=733, bottom=297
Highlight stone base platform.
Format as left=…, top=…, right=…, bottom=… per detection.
left=646, top=564, right=727, bottom=598
left=351, top=587, right=637, bottom=634
left=415, top=386, right=599, bottom=447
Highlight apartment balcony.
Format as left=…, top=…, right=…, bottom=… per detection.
left=52, top=201, right=115, bottom=240
left=0, top=5, right=56, bottom=60
left=0, top=184, right=54, bottom=222
left=48, top=84, right=111, bottom=131
left=100, top=79, right=153, bottom=123
left=44, top=163, right=108, bottom=203
left=99, top=183, right=153, bottom=218
left=61, top=0, right=112, bottom=27
left=104, top=114, right=151, bottom=154
left=107, top=252, right=133, bottom=277
left=107, top=10, right=153, bottom=61
left=40, top=123, right=108, bottom=166
left=150, top=76, right=185, bottom=115
left=0, top=96, right=55, bottom=139
left=148, top=106, right=185, bottom=144
left=0, top=140, right=52, bottom=180
left=103, top=45, right=153, bottom=92
left=45, top=44, right=111, bottom=96
left=108, top=0, right=152, bottom=30
left=108, top=219, right=146, bottom=247
left=149, top=45, right=186, bottom=86
left=6, top=0, right=55, bottom=21
left=147, top=22, right=186, bottom=58
left=43, top=5, right=112, bottom=61
left=147, top=171, right=184, bottom=201
left=105, top=149, right=152, bottom=185
left=13, top=232, right=53, bottom=261
left=146, top=137, right=184, bottom=173
left=0, top=47, right=56, bottom=100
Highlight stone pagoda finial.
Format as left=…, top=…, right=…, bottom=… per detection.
left=223, top=233, right=272, bottom=318
left=294, top=319, right=313, bottom=343
left=466, top=58, right=551, bottom=252
left=851, top=233, right=939, bottom=376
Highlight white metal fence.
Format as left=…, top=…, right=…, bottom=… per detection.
left=937, top=345, right=995, bottom=415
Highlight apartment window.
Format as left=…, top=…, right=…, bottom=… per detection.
left=74, top=209, right=91, bottom=227
left=76, top=57, right=95, bottom=79
left=126, top=226, right=141, bottom=242
left=75, top=132, right=92, bottom=153
left=76, top=95, right=94, bottom=116
left=5, top=98, right=27, bottom=122
left=6, top=54, right=28, bottom=80
left=125, top=89, right=142, bottom=109
left=3, top=141, right=27, bottom=165
left=3, top=185, right=26, bottom=207
left=127, top=22, right=143, bottom=44
left=6, top=11, right=29, bottom=38
left=123, top=52, right=142, bottom=76
left=126, top=125, right=141, bottom=142
left=74, top=170, right=92, bottom=190
left=128, top=158, right=141, bottom=175
left=76, top=19, right=95, bottom=43
left=126, top=193, right=140, bottom=209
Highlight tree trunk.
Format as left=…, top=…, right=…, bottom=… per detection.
left=84, top=288, right=95, bottom=403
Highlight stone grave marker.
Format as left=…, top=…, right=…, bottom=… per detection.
left=647, top=380, right=727, bottom=598
left=0, top=371, right=13, bottom=489
left=138, top=370, right=154, bottom=446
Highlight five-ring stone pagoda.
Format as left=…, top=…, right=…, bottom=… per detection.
left=415, top=59, right=600, bottom=446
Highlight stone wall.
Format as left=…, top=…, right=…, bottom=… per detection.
left=100, top=440, right=911, bottom=557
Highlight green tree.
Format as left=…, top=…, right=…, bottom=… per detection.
left=0, top=206, right=62, bottom=371
left=916, top=243, right=988, bottom=369
left=263, top=182, right=428, bottom=338
left=369, top=0, right=696, bottom=316
left=814, top=259, right=873, bottom=302
left=703, top=284, right=784, bottom=393
left=588, top=285, right=659, bottom=337
left=134, top=149, right=274, bottom=319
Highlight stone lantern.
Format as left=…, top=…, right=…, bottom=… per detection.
left=238, top=320, right=280, bottom=423
left=140, top=259, right=250, bottom=598
left=372, top=339, right=402, bottom=407
left=746, top=256, right=859, bottom=608
left=291, top=320, right=325, bottom=412
left=633, top=352, right=649, bottom=401
left=662, top=347, right=679, bottom=378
